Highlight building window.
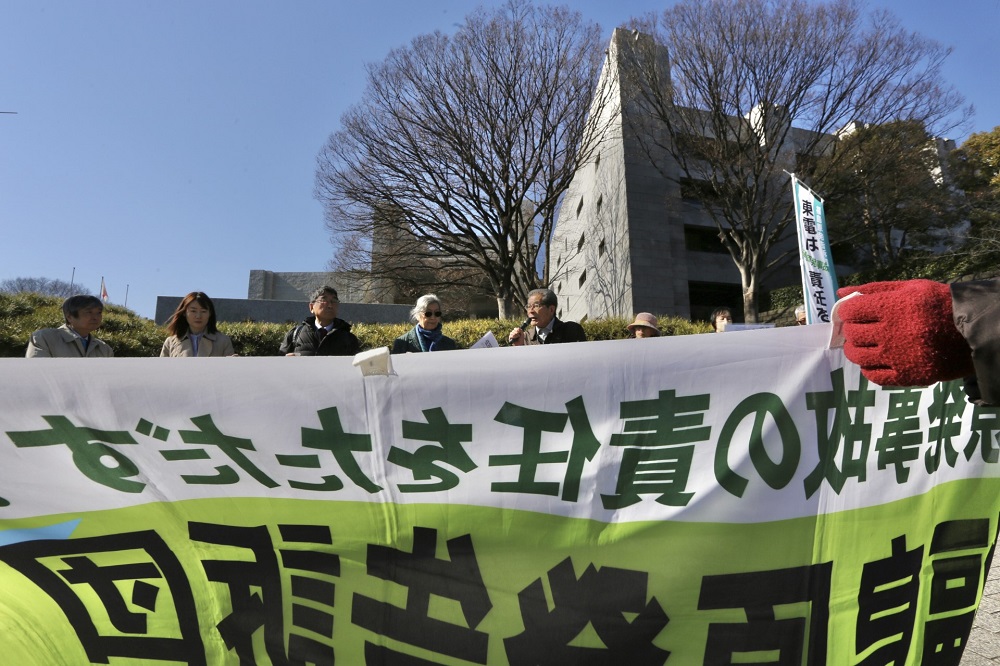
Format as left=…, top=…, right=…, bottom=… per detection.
left=576, top=198, right=584, bottom=217
left=598, top=238, right=606, bottom=257
left=684, top=225, right=729, bottom=254
left=688, top=281, right=743, bottom=323
left=579, top=270, right=587, bottom=287
left=596, top=195, right=603, bottom=215
left=578, top=233, right=585, bottom=252
left=679, top=177, right=721, bottom=205
left=595, top=153, right=601, bottom=171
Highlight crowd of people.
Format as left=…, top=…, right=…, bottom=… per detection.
left=28, top=274, right=1000, bottom=421
left=23, top=286, right=801, bottom=359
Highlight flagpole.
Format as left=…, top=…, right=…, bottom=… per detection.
left=124, top=284, right=129, bottom=309
left=69, top=267, right=75, bottom=291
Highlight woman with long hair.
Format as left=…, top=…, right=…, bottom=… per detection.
left=160, top=292, right=235, bottom=357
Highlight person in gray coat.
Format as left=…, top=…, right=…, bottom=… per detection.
left=26, top=294, right=114, bottom=357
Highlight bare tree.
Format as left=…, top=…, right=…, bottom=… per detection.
left=623, top=0, right=969, bottom=321
left=315, top=0, right=614, bottom=317
left=0, top=277, right=91, bottom=298
left=818, top=121, right=964, bottom=270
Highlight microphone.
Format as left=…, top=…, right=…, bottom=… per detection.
left=508, top=316, right=532, bottom=345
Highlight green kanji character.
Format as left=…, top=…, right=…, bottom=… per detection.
left=297, top=407, right=381, bottom=493
left=804, top=368, right=876, bottom=497
left=876, top=388, right=923, bottom=483
left=163, top=414, right=278, bottom=487
left=964, top=403, right=1000, bottom=463
left=490, top=396, right=600, bottom=500
left=925, top=380, right=968, bottom=473
left=389, top=407, right=475, bottom=492
left=8, top=415, right=143, bottom=492
left=602, top=389, right=710, bottom=509
left=715, top=393, right=800, bottom=498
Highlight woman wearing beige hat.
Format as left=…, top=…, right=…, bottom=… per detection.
left=627, top=313, right=660, bottom=339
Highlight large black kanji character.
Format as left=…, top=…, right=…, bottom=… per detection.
left=856, top=535, right=922, bottom=665
left=191, top=522, right=340, bottom=666
left=504, top=557, right=669, bottom=665
left=279, top=524, right=340, bottom=666
left=352, top=526, right=492, bottom=664
left=921, top=519, right=991, bottom=665
left=0, top=531, right=204, bottom=664
left=699, top=563, right=831, bottom=666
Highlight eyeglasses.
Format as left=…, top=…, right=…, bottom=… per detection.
left=423, top=311, right=442, bottom=317
left=312, top=298, right=339, bottom=305
left=526, top=302, right=550, bottom=312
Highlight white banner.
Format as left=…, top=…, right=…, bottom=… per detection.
left=1, top=326, right=995, bottom=524
left=792, top=175, right=839, bottom=323
left=2, top=328, right=999, bottom=664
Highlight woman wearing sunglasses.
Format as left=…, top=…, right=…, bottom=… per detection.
left=391, top=294, right=459, bottom=353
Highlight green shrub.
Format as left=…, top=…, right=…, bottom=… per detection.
left=763, top=284, right=805, bottom=311
left=220, top=321, right=291, bottom=356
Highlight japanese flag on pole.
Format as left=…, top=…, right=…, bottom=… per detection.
left=100, top=277, right=109, bottom=303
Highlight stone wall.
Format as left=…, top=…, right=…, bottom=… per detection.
left=247, top=270, right=367, bottom=303
left=155, top=297, right=411, bottom=326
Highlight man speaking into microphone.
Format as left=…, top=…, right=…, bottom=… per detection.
left=508, top=288, right=587, bottom=346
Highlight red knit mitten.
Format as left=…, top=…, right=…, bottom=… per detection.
left=836, top=280, right=973, bottom=387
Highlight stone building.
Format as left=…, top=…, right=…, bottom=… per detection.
left=550, top=29, right=810, bottom=324
left=154, top=270, right=410, bottom=325
left=550, top=29, right=964, bottom=325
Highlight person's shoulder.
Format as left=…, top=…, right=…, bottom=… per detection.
left=90, top=335, right=114, bottom=357
left=558, top=318, right=587, bottom=341
left=160, top=335, right=175, bottom=357
left=30, top=325, right=73, bottom=344
left=30, top=325, right=61, bottom=337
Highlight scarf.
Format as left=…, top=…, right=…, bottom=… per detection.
left=415, top=324, right=444, bottom=352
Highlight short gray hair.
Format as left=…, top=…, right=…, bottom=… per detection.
left=794, top=304, right=806, bottom=316
left=410, top=294, right=441, bottom=323
left=309, top=286, right=339, bottom=303
left=62, top=295, right=103, bottom=322
left=527, top=288, right=557, bottom=308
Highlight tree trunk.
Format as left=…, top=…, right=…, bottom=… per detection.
left=496, top=295, right=519, bottom=319
left=740, top=269, right=759, bottom=323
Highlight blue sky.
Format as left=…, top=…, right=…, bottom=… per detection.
left=2, top=0, right=997, bottom=319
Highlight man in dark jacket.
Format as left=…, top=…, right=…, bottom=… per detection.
left=280, top=286, right=360, bottom=356
left=507, top=288, right=586, bottom=346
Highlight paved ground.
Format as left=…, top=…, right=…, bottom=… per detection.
left=963, top=552, right=1000, bottom=664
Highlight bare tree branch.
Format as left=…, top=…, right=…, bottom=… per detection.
left=0, top=277, right=92, bottom=298
left=622, top=0, right=970, bottom=321
left=315, top=0, right=615, bottom=317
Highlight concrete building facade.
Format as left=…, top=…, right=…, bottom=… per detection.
left=551, top=29, right=817, bottom=325
left=154, top=270, right=410, bottom=325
